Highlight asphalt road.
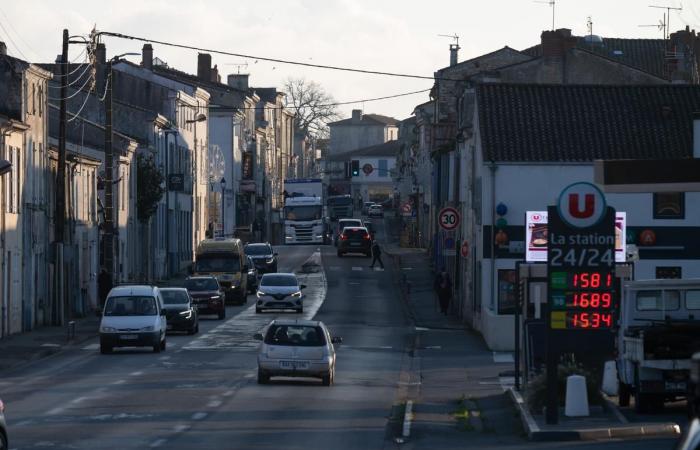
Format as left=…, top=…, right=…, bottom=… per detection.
left=1, top=237, right=412, bottom=450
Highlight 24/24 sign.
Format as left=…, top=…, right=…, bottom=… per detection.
left=438, top=207, right=460, bottom=231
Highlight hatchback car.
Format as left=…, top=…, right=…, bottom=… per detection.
left=368, top=204, right=384, bottom=218
left=254, top=319, right=342, bottom=386
left=0, top=398, right=7, bottom=450
left=160, top=287, right=199, bottom=335
left=337, top=227, right=372, bottom=257
left=256, top=273, right=306, bottom=313
left=362, top=201, right=375, bottom=215
left=333, top=218, right=363, bottom=246
left=185, top=276, right=226, bottom=320
left=246, top=256, right=259, bottom=293
left=99, top=285, right=167, bottom=354
left=244, top=243, right=278, bottom=274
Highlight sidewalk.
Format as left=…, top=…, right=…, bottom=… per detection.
left=0, top=272, right=190, bottom=374
left=383, top=219, right=524, bottom=448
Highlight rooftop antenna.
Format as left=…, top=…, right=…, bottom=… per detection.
left=534, top=0, right=556, bottom=30
left=438, top=33, right=460, bottom=47
left=587, top=16, right=593, bottom=37
left=224, top=61, right=249, bottom=74
left=638, top=17, right=666, bottom=38
left=649, top=4, right=682, bottom=39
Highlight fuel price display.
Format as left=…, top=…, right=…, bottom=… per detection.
left=550, top=270, right=617, bottom=330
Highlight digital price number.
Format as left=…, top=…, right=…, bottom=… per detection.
left=550, top=270, right=617, bottom=330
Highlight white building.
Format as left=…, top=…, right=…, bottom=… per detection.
left=328, top=109, right=398, bottom=157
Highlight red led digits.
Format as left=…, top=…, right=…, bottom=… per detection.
left=569, top=312, right=613, bottom=329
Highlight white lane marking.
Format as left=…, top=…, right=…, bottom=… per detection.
left=14, top=419, right=35, bottom=427
left=351, top=267, right=363, bottom=271
left=244, top=373, right=254, bottom=379
left=223, top=390, right=235, bottom=397
left=415, top=326, right=430, bottom=331
left=402, top=400, right=414, bottom=438
left=46, top=406, right=66, bottom=416
left=159, top=356, right=171, bottom=361
left=41, top=343, right=61, bottom=348
left=401, top=267, right=413, bottom=270
left=372, top=267, right=385, bottom=271
left=71, top=396, right=89, bottom=404
left=425, top=345, right=441, bottom=350
left=150, top=438, right=167, bottom=448
left=130, top=371, right=143, bottom=376
left=173, top=424, right=190, bottom=433
left=112, top=379, right=126, bottom=385
left=207, top=400, right=223, bottom=408
left=492, top=352, right=514, bottom=364
left=82, top=343, right=99, bottom=350
left=349, top=282, right=360, bottom=285
left=328, top=266, right=341, bottom=271
left=192, top=412, right=208, bottom=420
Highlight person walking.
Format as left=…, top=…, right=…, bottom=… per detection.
left=433, top=269, right=452, bottom=315
left=97, top=268, right=113, bottom=309
left=369, top=240, right=384, bottom=269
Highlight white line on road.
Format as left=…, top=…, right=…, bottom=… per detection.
left=41, top=343, right=61, bottom=348
left=192, top=412, right=208, bottom=420
left=129, top=371, right=143, bottom=376
left=328, top=266, right=341, bottom=270
left=223, top=390, right=235, bottom=397
left=158, top=356, right=171, bottom=361
left=425, top=345, right=442, bottom=350
left=150, top=438, right=167, bottom=448
left=402, top=400, right=414, bottom=438
left=207, top=400, right=223, bottom=408
left=71, top=396, right=89, bottom=404
left=349, top=282, right=360, bottom=285
left=46, top=406, right=66, bottom=416
left=351, top=267, right=363, bottom=271
left=244, top=373, right=255, bottom=378
left=173, top=424, right=191, bottom=433
left=112, top=379, right=126, bottom=385
left=82, top=343, right=99, bottom=350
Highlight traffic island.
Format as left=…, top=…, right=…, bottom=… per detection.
left=508, top=387, right=681, bottom=441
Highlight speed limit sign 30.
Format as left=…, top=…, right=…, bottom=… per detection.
left=438, top=207, right=460, bottom=231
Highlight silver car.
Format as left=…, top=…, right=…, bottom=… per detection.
left=254, top=319, right=342, bottom=386
left=255, top=273, right=306, bottom=314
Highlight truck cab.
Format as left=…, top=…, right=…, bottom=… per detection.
left=617, top=279, right=700, bottom=412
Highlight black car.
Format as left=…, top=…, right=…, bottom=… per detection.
left=244, top=243, right=278, bottom=273
left=337, top=227, right=372, bottom=257
left=246, top=256, right=259, bottom=293
left=0, top=398, right=6, bottom=450
left=184, top=276, right=226, bottom=320
left=160, top=288, right=199, bottom=334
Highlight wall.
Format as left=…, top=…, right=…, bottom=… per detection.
left=329, top=124, right=387, bottom=155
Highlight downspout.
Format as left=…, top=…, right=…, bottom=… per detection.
left=489, top=161, right=497, bottom=312
left=0, top=129, right=7, bottom=337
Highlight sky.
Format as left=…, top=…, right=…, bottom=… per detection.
left=1, top=0, right=699, bottom=121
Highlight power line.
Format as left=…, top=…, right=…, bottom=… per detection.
left=48, top=74, right=95, bottom=101
left=48, top=64, right=93, bottom=90
left=98, top=30, right=459, bottom=82
left=0, top=7, right=39, bottom=60
left=0, top=20, right=28, bottom=61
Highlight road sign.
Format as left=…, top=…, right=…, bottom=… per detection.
left=362, top=163, right=373, bottom=175
left=557, top=182, right=607, bottom=229
left=445, top=237, right=455, bottom=248
left=438, top=207, right=460, bottom=231
left=401, top=202, right=413, bottom=217
left=461, top=241, right=469, bottom=258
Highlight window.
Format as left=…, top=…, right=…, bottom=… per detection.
left=653, top=192, right=684, bottom=219
left=497, top=269, right=517, bottom=314
left=686, top=291, right=700, bottom=310
left=656, top=266, right=682, bottom=279
left=636, top=290, right=680, bottom=311
left=378, top=159, right=388, bottom=177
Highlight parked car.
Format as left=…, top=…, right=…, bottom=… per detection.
left=362, top=201, right=375, bottom=215
left=0, top=398, right=7, bottom=450
left=333, top=218, right=363, bottom=246
left=255, top=273, right=306, bottom=314
left=99, top=285, right=167, bottom=354
left=254, top=319, right=342, bottom=386
left=246, top=256, right=259, bottom=293
left=368, top=204, right=384, bottom=218
left=337, top=227, right=372, bottom=257
left=244, top=243, right=278, bottom=274
left=184, top=276, right=226, bottom=320
left=160, top=287, right=199, bottom=335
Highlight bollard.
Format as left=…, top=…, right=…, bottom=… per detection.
left=565, top=375, right=590, bottom=417
left=66, top=320, right=76, bottom=341
left=602, top=360, right=619, bottom=396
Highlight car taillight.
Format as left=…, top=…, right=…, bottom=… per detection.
left=363, top=234, right=371, bottom=240
left=340, top=234, right=347, bottom=240
left=0, top=398, right=4, bottom=413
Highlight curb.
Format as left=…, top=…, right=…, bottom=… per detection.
left=402, top=400, right=414, bottom=438
left=507, top=388, right=682, bottom=442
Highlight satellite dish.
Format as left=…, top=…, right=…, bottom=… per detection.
left=0, top=159, right=11, bottom=176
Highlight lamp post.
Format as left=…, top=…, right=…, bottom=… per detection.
left=220, top=177, right=227, bottom=237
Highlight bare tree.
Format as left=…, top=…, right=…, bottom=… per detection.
left=284, top=77, right=341, bottom=137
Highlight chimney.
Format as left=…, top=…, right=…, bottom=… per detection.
left=449, top=43, right=460, bottom=66
left=197, top=53, right=211, bottom=81
left=211, top=64, right=220, bottom=83
left=541, top=28, right=576, bottom=58
left=141, top=44, right=153, bottom=70
left=351, top=109, right=363, bottom=121
left=668, top=27, right=700, bottom=83
left=0, top=42, right=6, bottom=56
left=227, top=73, right=249, bottom=91
left=694, top=113, right=700, bottom=158
left=95, top=43, right=106, bottom=66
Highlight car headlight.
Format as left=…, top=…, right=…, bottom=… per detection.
left=141, top=326, right=154, bottom=331
left=266, top=257, right=275, bottom=264
left=179, top=310, right=193, bottom=319
left=101, top=326, right=116, bottom=333
left=256, top=291, right=266, bottom=298
left=292, top=291, right=302, bottom=298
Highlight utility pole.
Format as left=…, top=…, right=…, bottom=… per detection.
left=55, top=29, right=68, bottom=325
left=104, top=55, right=115, bottom=287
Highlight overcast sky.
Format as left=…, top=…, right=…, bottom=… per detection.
left=1, top=0, right=698, bottom=120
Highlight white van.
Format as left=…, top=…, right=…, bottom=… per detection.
left=99, top=285, right=167, bottom=354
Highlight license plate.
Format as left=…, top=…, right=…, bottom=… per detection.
left=665, top=381, right=687, bottom=391
left=279, top=360, right=309, bottom=370
left=120, top=334, right=138, bottom=340
left=350, top=242, right=361, bottom=246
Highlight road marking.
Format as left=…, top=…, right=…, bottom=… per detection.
left=401, top=267, right=413, bottom=270
left=223, top=390, right=235, bottom=397
left=173, top=424, right=190, bottom=433
left=41, top=343, right=61, bottom=348
left=351, top=267, right=363, bottom=271
left=415, top=326, right=430, bottom=331
left=492, top=352, right=514, bottom=364
left=328, top=266, right=341, bottom=271
left=349, top=282, right=361, bottom=285
left=402, top=400, right=413, bottom=438
left=150, top=438, right=167, bottom=448
left=207, top=400, right=223, bottom=408
left=71, top=396, right=89, bottom=404
left=192, top=412, right=208, bottom=420
left=244, top=373, right=255, bottom=379
left=129, top=371, right=143, bottom=376
left=112, top=379, right=126, bottom=385
left=425, top=345, right=441, bottom=350
left=46, top=406, right=66, bottom=416
left=82, top=343, right=99, bottom=350
left=159, top=356, right=171, bottom=361
left=372, top=267, right=385, bottom=271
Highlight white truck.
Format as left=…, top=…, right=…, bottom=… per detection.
left=617, top=279, right=700, bottom=412
left=283, top=179, right=327, bottom=244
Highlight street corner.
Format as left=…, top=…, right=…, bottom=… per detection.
left=507, top=387, right=682, bottom=442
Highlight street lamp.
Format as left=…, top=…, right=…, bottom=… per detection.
left=220, top=177, right=226, bottom=237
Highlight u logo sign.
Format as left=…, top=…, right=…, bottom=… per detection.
left=568, top=193, right=595, bottom=219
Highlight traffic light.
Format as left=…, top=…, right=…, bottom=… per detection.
left=351, top=160, right=359, bottom=176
